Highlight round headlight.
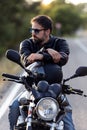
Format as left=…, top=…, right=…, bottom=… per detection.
left=36, top=97, right=59, bottom=121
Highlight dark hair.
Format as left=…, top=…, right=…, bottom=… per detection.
left=31, top=15, right=53, bottom=32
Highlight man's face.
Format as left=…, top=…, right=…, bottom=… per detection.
left=30, top=22, right=50, bottom=45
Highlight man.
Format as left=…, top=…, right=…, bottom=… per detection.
left=9, top=15, right=75, bottom=130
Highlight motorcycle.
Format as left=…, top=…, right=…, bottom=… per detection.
left=2, top=49, right=87, bottom=130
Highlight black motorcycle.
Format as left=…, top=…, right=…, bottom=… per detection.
left=2, top=49, right=87, bottom=130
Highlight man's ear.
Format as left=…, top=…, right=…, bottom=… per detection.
left=46, top=29, right=51, bottom=35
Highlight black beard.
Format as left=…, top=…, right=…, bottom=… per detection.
left=33, top=38, right=43, bottom=45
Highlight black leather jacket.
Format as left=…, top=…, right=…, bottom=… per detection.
left=19, top=35, right=70, bottom=67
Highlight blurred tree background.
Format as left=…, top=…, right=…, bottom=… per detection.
left=0, top=0, right=87, bottom=57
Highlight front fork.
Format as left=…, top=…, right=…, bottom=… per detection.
left=26, top=103, right=33, bottom=130
left=46, top=118, right=64, bottom=130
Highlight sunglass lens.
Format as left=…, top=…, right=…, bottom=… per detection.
left=29, top=28, right=39, bottom=34
left=34, top=29, right=39, bottom=34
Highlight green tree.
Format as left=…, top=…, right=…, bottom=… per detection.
left=39, top=2, right=82, bottom=35
left=0, top=0, right=24, bottom=55
left=0, top=0, right=41, bottom=56
left=76, top=3, right=87, bottom=28
left=53, top=4, right=82, bottom=35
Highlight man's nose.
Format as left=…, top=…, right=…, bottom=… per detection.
left=32, top=33, right=36, bottom=38
left=32, top=30, right=36, bottom=35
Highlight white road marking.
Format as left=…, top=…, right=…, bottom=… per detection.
left=75, top=39, right=87, bottom=53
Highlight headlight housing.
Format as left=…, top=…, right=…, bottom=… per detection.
left=36, top=97, right=59, bottom=121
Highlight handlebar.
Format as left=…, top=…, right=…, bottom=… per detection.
left=2, top=73, right=87, bottom=97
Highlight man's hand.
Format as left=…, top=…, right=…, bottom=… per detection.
left=46, top=48, right=62, bottom=63
left=26, top=53, right=43, bottom=63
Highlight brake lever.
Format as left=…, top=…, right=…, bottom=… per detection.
left=62, top=84, right=87, bottom=97
left=3, top=78, right=24, bottom=84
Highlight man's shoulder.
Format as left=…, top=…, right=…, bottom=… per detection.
left=21, top=38, right=33, bottom=44
left=20, top=38, right=33, bottom=46
left=51, top=36, right=67, bottom=46
left=51, top=35, right=66, bottom=42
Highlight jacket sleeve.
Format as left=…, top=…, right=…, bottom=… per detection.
left=55, top=38, right=70, bottom=66
left=19, top=39, right=32, bottom=66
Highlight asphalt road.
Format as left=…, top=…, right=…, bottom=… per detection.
left=0, top=37, right=87, bottom=130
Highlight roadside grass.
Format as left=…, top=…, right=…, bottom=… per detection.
left=0, top=56, right=21, bottom=92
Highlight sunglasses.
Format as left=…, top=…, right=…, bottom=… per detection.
left=29, top=28, right=46, bottom=34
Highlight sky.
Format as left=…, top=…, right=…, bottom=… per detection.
left=25, top=0, right=87, bottom=5
left=66, top=0, right=87, bottom=5
left=30, top=0, right=87, bottom=5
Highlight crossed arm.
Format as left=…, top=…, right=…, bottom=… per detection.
left=26, top=48, right=62, bottom=64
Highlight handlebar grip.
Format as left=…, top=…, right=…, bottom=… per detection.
left=2, top=73, right=20, bottom=80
